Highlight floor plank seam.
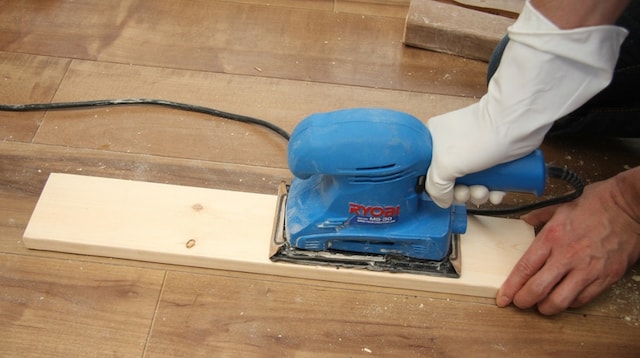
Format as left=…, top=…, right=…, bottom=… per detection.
left=142, top=270, right=168, bottom=357
left=29, top=57, right=73, bottom=144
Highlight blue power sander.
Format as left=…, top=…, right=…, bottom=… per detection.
left=270, top=108, right=548, bottom=278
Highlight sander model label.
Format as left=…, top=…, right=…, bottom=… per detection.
left=348, top=203, right=399, bottom=225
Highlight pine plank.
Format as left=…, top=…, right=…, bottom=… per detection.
left=145, top=270, right=640, bottom=357
left=32, top=60, right=476, bottom=167
left=0, top=0, right=487, bottom=97
left=0, top=140, right=290, bottom=259
left=0, top=52, right=70, bottom=142
left=3, top=139, right=637, bottom=319
left=23, top=172, right=537, bottom=298
left=0, top=141, right=496, bottom=309
left=0, top=253, right=165, bottom=357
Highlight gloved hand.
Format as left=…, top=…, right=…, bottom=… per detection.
left=425, top=0, right=628, bottom=208
left=453, top=184, right=506, bottom=206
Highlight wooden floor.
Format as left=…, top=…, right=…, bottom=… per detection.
left=1, top=0, right=639, bottom=356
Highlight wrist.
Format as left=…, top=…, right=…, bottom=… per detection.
left=611, top=167, right=640, bottom=224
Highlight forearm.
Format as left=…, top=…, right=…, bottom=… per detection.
left=531, top=0, right=631, bottom=29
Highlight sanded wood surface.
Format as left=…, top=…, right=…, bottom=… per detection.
left=2, top=0, right=639, bottom=356
left=24, top=173, right=535, bottom=298
left=404, top=0, right=515, bottom=61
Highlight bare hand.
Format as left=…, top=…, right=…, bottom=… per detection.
left=496, top=173, right=640, bottom=315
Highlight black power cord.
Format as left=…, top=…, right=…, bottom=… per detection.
left=467, top=165, right=585, bottom=216
left=0, top=98, right=291, bottom=141
left=1, top=98, right=585, bottom=216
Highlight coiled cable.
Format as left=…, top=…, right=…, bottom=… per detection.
left=467, top=165, right=585, bottom=216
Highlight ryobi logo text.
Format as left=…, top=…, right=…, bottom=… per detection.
left=349, top=203, right=400, bottom=217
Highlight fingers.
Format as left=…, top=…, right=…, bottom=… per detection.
left=513, top=262, right=574, bottom=314
left=536, top=266, right=620, bottom=315
left=539, top=259, right=627, bottom=314
left=535, top=270, right=597, bottom=315
left=495, top=175, right=640, bottom=315
left=489, top=191, right=506, bottom=205
left=425, top=172, right=507, bottom=208
left=469, top=185, right=489, bottom=206
left=498, top=224, right=621, bottom=315
left=453, top=185, right=506, bottom=206
left=502, top=258, right=619, bottom=316
left=568, top=278, right=612, bottom=309
left=498, top=242, right=600, bottom=315
left=453, top=185, right=470, bottom=203
left=496, top=233, right=554, bottom=308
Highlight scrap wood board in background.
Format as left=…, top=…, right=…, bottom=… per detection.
left=453, top=0, right=524, bottom=14
left=23, top=173, right=535, bottom=298
left=404, top=0, right=517, bottom=61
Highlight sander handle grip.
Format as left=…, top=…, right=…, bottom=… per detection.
left=456, top=149, right=547, bottom=195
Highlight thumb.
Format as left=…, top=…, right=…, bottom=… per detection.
left=425, top=167, right=455, bottom=208
left=520, top=204, right=560, bottom=227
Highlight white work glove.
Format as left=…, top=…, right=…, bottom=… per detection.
left=425, top=0, right=628, bottom=208
left=453, top=184, right=506, bottom=206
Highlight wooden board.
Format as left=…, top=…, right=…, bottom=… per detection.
left=453, top=0, right=524, bottom=14
left=23, top=173, right=535, bottom=298
left=404, top=0, right=515, bottom=61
